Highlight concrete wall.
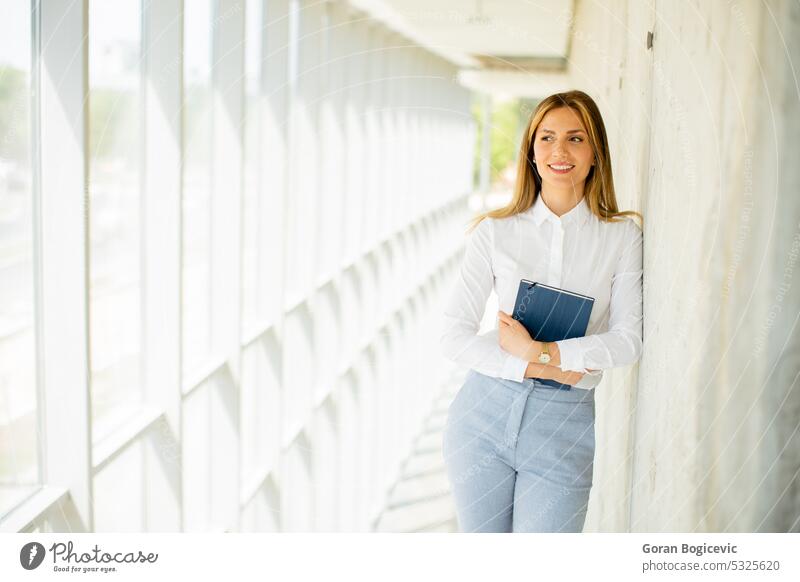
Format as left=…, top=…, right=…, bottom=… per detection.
left=564, top=0, right=800, bottom=532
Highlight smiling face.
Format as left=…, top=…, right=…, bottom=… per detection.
left=532, top=106, right=595, bottom=194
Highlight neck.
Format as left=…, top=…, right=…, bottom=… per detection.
left=539, top=183, right=585, bottom=217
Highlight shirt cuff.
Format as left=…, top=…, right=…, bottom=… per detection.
left=501, top=353, right=529, bottom=383
left=556, top=338, right=586, bottom=372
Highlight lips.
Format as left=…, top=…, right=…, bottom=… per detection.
left=548, top=164, right=575, bottom=174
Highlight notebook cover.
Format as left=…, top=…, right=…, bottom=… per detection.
left=511, top=280, right=595, bottom=389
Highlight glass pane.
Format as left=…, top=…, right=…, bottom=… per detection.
left=88, top=0, right=144, bottom=440
left=93, top=439, right=144, bottom=531
left=241, top=338, right=280, bottom=481
left=0, top=0, right=39, bottom=517
left=241, top=478, right=280, bottom=532
left=241, top=0, right=263, bottom=332
left=183, top=384, right=211, bottom=531
left=182, top=0, right=213, bottom=376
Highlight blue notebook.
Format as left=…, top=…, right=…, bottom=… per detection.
left=511, top=280, right=595, bottom=389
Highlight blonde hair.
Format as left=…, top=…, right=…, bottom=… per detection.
left=468, top=90, right=642, bottom=232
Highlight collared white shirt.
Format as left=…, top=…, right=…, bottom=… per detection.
left=440, top=195, right=643, bottom=390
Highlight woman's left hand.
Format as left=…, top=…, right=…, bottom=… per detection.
left=497, top=310, right=536, bottom=361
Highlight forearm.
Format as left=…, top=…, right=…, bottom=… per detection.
left=497, top=318, right=593, bottom=383
left=442, top=328, right=529, bottom=381
left=522, top=340, right=562, bottom=367
left=555, top=329, right=641, bottom=372
left=519, top=340, right=561, bottom=380
left=523, top=343, right=591, bottom=384
left=524, top=361, right=567, bottom=381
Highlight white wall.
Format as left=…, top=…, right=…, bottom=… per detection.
left=564, top=0, right=800, bottom=532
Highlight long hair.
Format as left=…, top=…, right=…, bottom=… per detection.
left=468, top=90, right=642, bottom=232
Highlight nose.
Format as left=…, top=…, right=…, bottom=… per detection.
left=552, top=140, right=567, bottom=157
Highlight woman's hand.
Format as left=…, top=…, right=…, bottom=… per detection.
left=498, top=310, right=592, bottom=386
left=525, top=362, right=586, bottom=385
left=497, top=310, right=537, bottom=361
left=555, top=369, right=586, bottom=385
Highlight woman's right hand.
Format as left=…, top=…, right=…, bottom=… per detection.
left=556, top=370, right=586, bottom=385
left=525, top=362, right=585, bottom=385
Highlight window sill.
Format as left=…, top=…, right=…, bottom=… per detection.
left=0, top=486, right=69, bottom=532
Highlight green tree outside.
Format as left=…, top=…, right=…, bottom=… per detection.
left=472, top=96, right=540, bottom=188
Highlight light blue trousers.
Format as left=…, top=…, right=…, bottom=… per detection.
left=442, top=369, right=595, bottom=533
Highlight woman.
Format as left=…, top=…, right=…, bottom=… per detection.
left=440, top=90, right=643, bottom=533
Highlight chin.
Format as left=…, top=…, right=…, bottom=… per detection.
left=549, top=172, right=590, bottom=186
left=544, top=176, right=587, bottom=188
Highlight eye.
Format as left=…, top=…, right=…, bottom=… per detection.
left=540, top=135, right=553, bottom=141
left=570, top=136, right=583, bottom=142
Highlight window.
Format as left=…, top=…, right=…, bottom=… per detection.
left=242, top=0, right=263, bottom=332
left=182, top=0, right=214, bottom=377
left=0, top=0, right=38, bottom=519
left=88, top=0, right=144, bottom=440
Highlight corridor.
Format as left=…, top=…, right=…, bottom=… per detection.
left=1, top=0, right=798, bottom=533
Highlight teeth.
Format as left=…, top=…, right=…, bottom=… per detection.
left=550, top=165, right=573, bottom=170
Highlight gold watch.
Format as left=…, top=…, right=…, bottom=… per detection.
left=537, top=342, right=551, bottom=364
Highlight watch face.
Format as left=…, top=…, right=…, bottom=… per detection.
left=538, top=353, right=551, bottom=364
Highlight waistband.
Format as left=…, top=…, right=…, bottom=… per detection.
left=517, top=377, right=594, bottom=403
left=499, top=376, right=594, bottom=448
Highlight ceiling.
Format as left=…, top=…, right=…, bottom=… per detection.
left=350, top=0, right=575, bottom=97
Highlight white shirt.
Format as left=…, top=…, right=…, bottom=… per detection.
left=440, top=195, right=643, bottom=390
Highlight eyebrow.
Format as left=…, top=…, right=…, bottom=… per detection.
left=539, top=128, right=586, bottom=134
